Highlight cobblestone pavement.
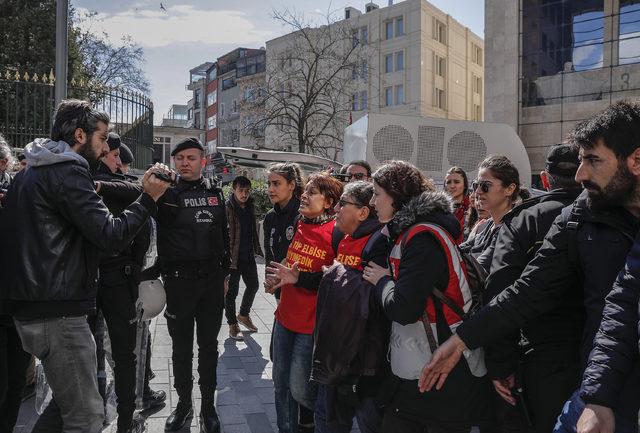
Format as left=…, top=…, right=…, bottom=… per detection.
left=14, top=263, right=360, bottom=433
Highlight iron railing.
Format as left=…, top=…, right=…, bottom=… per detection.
left=0, top=69, right=154, bottom=169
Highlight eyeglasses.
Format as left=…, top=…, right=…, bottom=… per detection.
left=338, top=198, right=364, bottom=208
left=348, top=173, right=367, bottom=181
left=471, top=180, right=494, bottom=193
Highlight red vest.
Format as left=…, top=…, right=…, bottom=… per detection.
left=276, top=219, right=336, bottom=334
left=389, top=223, right=472, bottom=326
left=336, top=233, right=372, bottom=271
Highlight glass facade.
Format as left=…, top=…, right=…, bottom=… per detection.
left=520, top=0, right=640, bottom=107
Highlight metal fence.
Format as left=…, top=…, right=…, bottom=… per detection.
left=0, top=70, right=154, bottom=169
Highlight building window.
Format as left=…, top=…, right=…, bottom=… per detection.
left=395, top=85, right=404, bottom=105
left=220, top=103, right=225, bottom=118
left=352, top=93, right=359, bottom=111
left=396, top=51, right=404, bottom=71
left=194, top=90, right=201, bottom=109
left=473, top=75, right=482, bottom=94
left=352, top=65, right=358, bottom=80
left=360, top=91, right=368, bottom=110
left=385, top=54, right=393, bottom=73
left=207, top=68, right=217, bottom=82
left=472, top=44, right=483, bottom=66
left=385, top=87, right=393, bottom=106
left=619, top=0, right=640, bottom=65
left=207, top=115, right=217, bottom=130
left=435, top=55, right=446, bottom=77
left=361, top=27, right=368, bottom=44
left=187, top=108, right=193, bottom=120
left=232, top=99, right=238, bottom=113
left=473, top=104, right=482, bottom=121
left=352, top=30, right=359, bottom=48
left=361, top=60, right=368, bottom=81
left=434, top=19, right=446, bottom=44
left=385, top=21, right=393, bottom=40
left=434, top=88, right=446, bottom=110
left=232, top=129, right=239, bottom=142
left=207, top=91, right=217, bottom=107
left=396, top=16, right=404, bottom=37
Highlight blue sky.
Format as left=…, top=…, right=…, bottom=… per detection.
left=72, top=0, right=485, bottom=124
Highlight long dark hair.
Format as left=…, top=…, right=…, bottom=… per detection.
left=445, top=166, right=469, bottom=196
left=266, top=162, right=304, bottom=199
left=478, top=155, right=520, bottom=203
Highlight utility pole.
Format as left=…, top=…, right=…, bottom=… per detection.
left=55, top=0, right=69, bottom=107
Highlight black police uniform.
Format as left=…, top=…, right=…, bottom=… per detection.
left=93, top=163, right=155, bottom=431
left=156, top=176, right=229, bottom=417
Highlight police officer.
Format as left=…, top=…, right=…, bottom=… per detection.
left=93, top=132, right=166, bottom=433
left=157, top=138, right=229, bottom=433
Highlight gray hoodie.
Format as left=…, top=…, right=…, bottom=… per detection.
left=23, top=138, right=88, bottom=168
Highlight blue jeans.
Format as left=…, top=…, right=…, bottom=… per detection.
left=273, top=321, right=317, bottom=433
left=553, top=389, right=637, bottom=433
left=14, top=316, right=104, bottom=433
left=314, top=383, right=382, bottom=433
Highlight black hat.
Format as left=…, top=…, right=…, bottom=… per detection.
left=17, top=153, right=25, bottom=161
left=170, top=137, right=204, bottom=156
left=119, top=143, right=134, bottom=165
left=107, top=132, right=121, bottom=151
left=545, top=143, right=579, bottom=177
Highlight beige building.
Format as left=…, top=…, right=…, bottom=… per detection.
left=264, top=0, right=484, bottom=154
left=485, top=0, right=640, bottom=183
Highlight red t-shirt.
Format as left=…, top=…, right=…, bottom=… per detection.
left=275, top=219, right=336, bottom=334
left=336, top=233, right=371, bottom=271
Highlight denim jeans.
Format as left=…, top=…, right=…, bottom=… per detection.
left=272, top=321, right=317, bottom=433
left=14, top=316, right=104, bottom=433
left=314, top=383, right=382, bottom=433
left=553, top=389, right=637, bottom=433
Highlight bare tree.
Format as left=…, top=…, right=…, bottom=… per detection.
left=249, top=8, right=374, bottom=158
left=74, top=11, right=150, bottom=93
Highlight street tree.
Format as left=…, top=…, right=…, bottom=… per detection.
left=250, top=8, right=374, bottom=158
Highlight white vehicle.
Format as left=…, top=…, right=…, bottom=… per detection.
left=343, top=114, right=532, bottom=187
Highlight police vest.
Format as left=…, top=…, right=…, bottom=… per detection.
left=387, top=223, right=486, bottom=380
left=336, top=233, right=372, bottom=271
left=157, top=179, right=227, bottom=263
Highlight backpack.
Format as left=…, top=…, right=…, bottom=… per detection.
left=401, top=222, right=487, bottom=321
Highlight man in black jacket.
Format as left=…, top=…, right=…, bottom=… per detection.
left=92, top=132, right=166, bottom=432
left=485, top=144, right=582, bottom=433
left=0, top=99, right=170, bottom=432
left=421, top=100, right=640, bottom=433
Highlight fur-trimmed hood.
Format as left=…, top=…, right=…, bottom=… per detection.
left=388, top=191, right=460, bottom=240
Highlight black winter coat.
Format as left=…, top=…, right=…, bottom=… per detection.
left=0, top=160, right=155, bottom=318
left=457, top=190, right=640, bottom=424
left=312, top=218, right=390, bottom=386
left=580, top=231, right=640, bottom=416
left=484, top=187, right=584, bottom=379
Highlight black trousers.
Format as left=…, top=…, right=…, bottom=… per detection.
left=0, top=319, right=31, bottom=433
left=164, top=271, right=224, bottom=402
left=382, top=406, right=472, bottom=433
left=92, top=266, right=139, bottom=430
left=225, top=258, right=259, bottom=325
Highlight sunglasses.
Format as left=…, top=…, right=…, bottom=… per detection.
left=471, top=180, right=494, bottom=193
left=338, top=198, right=364, bottom=208
left=348, top=173, right=367, bottom=181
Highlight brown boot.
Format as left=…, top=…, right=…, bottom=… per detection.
left=237, top=314, right=258, bottom=332
left=228, top=323, right=243, bottom=340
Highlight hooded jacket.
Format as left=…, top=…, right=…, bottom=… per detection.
left=0, top=138, right=156, bottom=318
left=374, top=191, right=493, bottom=427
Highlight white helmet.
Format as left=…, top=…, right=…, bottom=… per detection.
left=136, top=279, right=166, bottom=320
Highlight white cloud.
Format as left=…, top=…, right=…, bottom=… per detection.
left=76, top=5, right=274, bottom=48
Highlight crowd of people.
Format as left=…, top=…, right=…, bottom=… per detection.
left=0, top=98, right=638, bottom=433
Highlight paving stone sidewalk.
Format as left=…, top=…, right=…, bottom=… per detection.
left=14, top=263, right=360, bottom=433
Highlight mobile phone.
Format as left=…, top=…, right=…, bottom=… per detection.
left=152, top=172, right=173, bottom=183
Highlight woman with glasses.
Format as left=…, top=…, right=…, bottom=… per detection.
left=361, top=160, right=492, bottom=433
left=265, top=172, right=343, bottom=433
left=461, top=155, right=520, bottom=272
left=444, top=166, right=470, bottom=243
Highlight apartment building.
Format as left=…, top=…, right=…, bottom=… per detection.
left=264, top=0, right=484, bottom=152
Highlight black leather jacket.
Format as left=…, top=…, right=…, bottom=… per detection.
left=0, top=159, right=156, bottom=318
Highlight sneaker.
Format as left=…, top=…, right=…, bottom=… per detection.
left=237, top=314, right=258, bottom=332
left=229, top=323, right=243, bottom=340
